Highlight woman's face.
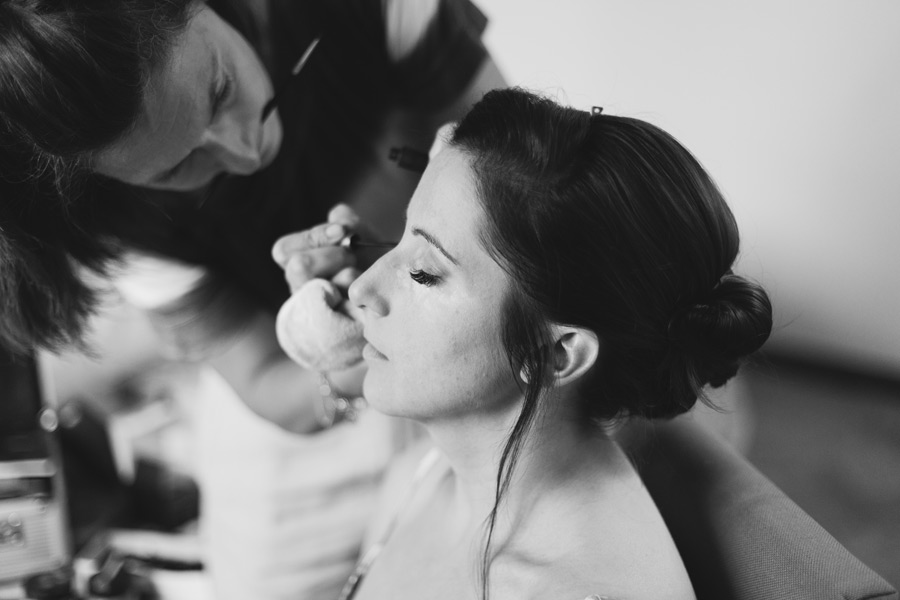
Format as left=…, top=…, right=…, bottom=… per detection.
left=348, top=148, right=522, bottom=422
left=93, top=5, right=282, bottom=191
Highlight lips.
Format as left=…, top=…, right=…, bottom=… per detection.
left=362, top=339, right=388, bottom=361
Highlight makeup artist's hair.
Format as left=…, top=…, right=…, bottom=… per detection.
left=0, top=0, right=212, bottom=353
left=449, top=87, right=772, bottom=599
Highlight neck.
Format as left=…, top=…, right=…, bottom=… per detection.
left=422, top=388, right=609, bottom=526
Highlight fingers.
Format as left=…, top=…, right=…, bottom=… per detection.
left=271, top=222, right=345, bottom=268
left=272, top=204, right=365, bottom=293
left=327, top=203, right=360, bottom=228
left=284, top=247, right=356, bottom=293
left=271, top=204, right=362, bottom=267
left=332, top=267, right=362, bottom=293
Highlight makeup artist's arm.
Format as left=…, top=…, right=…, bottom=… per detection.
left=114, top=251, right=363, bottom=435
left=206, top=311, right=366, bottom=433
left=203, top=207, right=367, bottom=432
left=209, top=202, right=373, bottom=432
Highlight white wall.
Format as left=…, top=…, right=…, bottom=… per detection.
left=476, top=0, right=900, bottom=375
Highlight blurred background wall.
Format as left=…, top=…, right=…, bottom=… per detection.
left=475, top=0, right=900, bottom=377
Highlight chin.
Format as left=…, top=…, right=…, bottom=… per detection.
left=361, top=377, right=390, bottom=414
left=361, top=375, right=411, bottom=419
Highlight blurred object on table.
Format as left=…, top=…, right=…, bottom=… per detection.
left=54, top=362, right=202, bottom=553
left=0, top=348, right=71, bottom=587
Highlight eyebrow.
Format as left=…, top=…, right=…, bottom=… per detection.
left=412, top=227, right=459, bottom=265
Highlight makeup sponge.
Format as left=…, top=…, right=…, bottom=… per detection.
left=275, top=279, right=366, bottom=371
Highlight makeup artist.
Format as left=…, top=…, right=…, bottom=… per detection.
left=0, top=0, right=503, bottom=597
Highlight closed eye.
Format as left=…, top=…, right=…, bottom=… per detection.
left=211, top=71, right=233, bottom=119
left=410, top=269, right=440, bottom=287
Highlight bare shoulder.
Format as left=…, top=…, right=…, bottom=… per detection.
left=492, top=549, right=695, bottom=600
left=492, top=445, right=696, bottom=600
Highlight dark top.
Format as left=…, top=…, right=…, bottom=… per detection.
left=104, top=0, right=488, bottom=353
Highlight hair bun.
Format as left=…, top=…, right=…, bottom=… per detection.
left=667, top=273, right=773, bottom=388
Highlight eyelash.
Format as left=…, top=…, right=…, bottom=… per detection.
left=409, top=269, right=440, bottom=287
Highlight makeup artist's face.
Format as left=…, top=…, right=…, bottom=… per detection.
left=94, top=4, right=282, bottom=191
left=349, top=148, right=522, bottom=422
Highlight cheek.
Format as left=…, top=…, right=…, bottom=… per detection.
left=400, top=304, right=510, bottom=401
left=358, top=308, right=451, bottom=409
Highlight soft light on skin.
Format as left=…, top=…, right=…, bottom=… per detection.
left=348, top=147, right=522, bottom=425
left=93, top=4, right=283, bottom=191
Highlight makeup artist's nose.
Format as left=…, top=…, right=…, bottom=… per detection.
left=204, top=116, right=262, bottom=175
left=348, top=258, right=388, bottom=318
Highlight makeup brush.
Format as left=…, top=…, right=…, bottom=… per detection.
left=339, top=234, right=398, bottom=250
left=261, top=36, right=321, bottom=121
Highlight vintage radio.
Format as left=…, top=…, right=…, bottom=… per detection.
left=0, top=348, right=70, bottom=583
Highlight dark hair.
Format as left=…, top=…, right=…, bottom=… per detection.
left=450, top=87, right=772, bottom=598
left=0, top=0, right=193, bottom=353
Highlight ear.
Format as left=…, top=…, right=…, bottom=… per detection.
left=549, top=325, right=600, bottom=387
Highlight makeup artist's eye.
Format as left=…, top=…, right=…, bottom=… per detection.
left=409, top=269, right=440, bottom=287
left=212, top=72, right=233, bottom=117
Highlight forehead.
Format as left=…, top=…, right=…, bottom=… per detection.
left=93, top=8, right=215, bottom=181
left=408, top=147, right=481, bottom=235
left=409, top=147, right=510, bottom=283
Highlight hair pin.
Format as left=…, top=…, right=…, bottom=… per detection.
left=591, top=106, right=604, bottom=115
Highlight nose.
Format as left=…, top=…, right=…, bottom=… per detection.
left=203, top=114, right=262, bottom=175
left=348, top=255, right=389, bottom=318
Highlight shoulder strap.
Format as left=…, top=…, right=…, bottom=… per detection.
left=337, top=448, right=444, bottom=600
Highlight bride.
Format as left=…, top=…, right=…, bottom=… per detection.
left=284, top=87, right=772, bottom=600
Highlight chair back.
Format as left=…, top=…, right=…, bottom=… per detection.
left=617, top=417, right=898, bottom=600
